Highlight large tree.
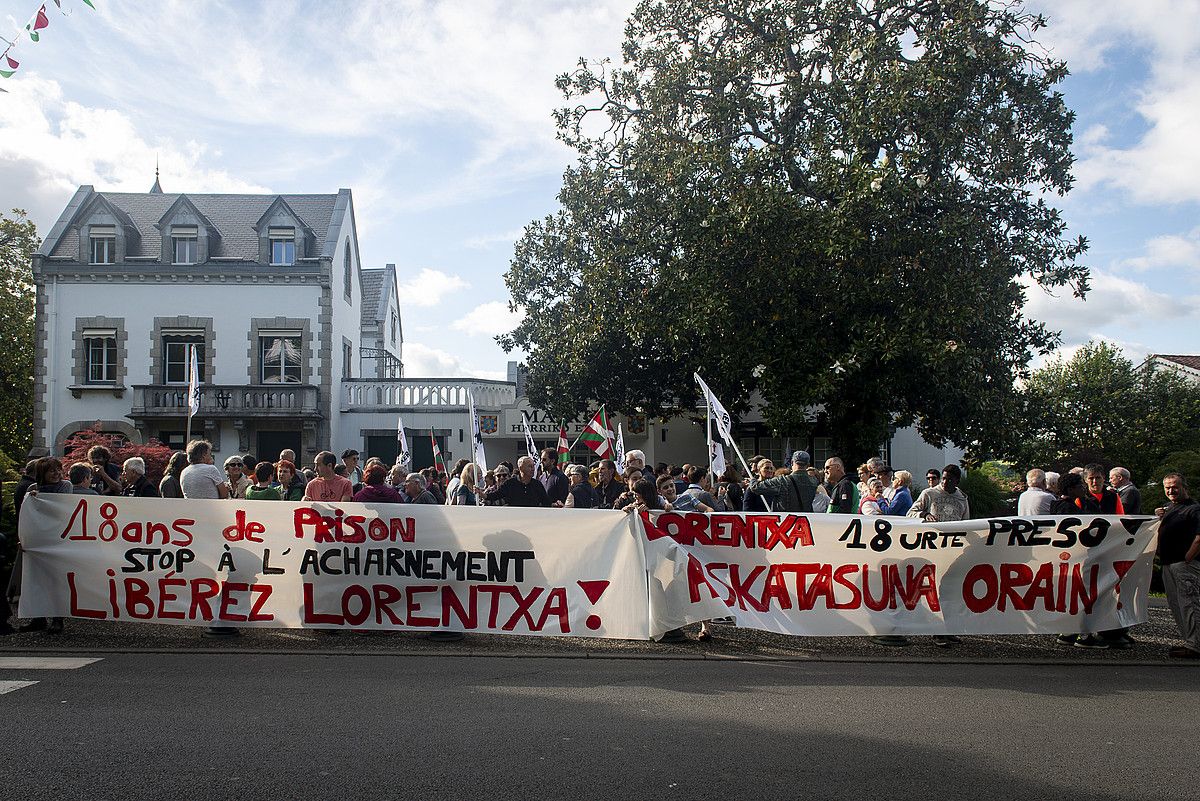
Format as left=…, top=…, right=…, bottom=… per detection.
left=999, top=342, right=1200, bottom=483
left=501, top=0, right=1088, bottom=464
left=0, top=209, right=38, bottom=460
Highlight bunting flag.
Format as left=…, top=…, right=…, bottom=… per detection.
left=430, top=431, right=446, bottom=475
left=614, top=423, right=627, bottom=474
left=467, top=391, right=487, bottom=475
left=520, top=411, right=539, bottom=463
left=579, top=406, right=614, bottom=459
left=3, top=1, right=95, bottom=80
left=34, top=5, right=50, bottom=30
left=186, top=344, right=200, bottom=418
left=556, top=420, right=570, bottom=468
left=0, top=56, right=17, bottom=78
left=396, top=416, right=411, bottom=470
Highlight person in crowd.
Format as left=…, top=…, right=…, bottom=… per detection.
left=613, top=468, right=646, bottom=511
left=856, top=463, right=872, bottom=497
left=823, top=457, right=858, bottom=514
left=69, top=463, right=98, bottom=495
left=539, top=448, right=570, bottom=507
left=87, top=445, right=123, bottom=495
left=669, top=465, right=687, bottom=495
left=1109, top=467, right=1141, bottom=515
left=661, top=474, right=714, bottom=512
left=887, top=470, right=914, bottom=516
left=679, top=465, right=725, bottom=511
left=444, top=459, right=470, bottom=505
left=244, top=462, right=282, bottom=501
left=625, top=450, right=647, bottom=473
left=904, top=464, right=971, bottom=647
left=449, top=464, right=482, bottom=506
left=279, top=448, right=297, bottom=464
left=859, top=476, right=888, bottom=515
left=620, top=477, right=668, bottom=514
left=13, top=459, right=37, bottom=519
left=1156, top=473, right=1200, bottom=659
left=120, top=457, right=160, bottom=498
left=924, top=469, right=940, bottom=490
left=275, top=460, right=307, bottom=501
left=354, top=464, right=405, bottom=504
left=1018, top=469, right=1055, bottom=516
left=304, top=451, right=354, bottom=502
left=908, top=464, right=970, bottom=523
left=387, top=464, right=407, bottom=489
left=1045, top=470, right=1061, bottom=495
left=718, top=465, right=744, bottom=512
left=1083, top=463, right=1123, bottom=514
left=564, top=465, right=601, bottom=509
left=16, top=457, right=74, bottom=634
left=482, top=468, right=498, bottom=496
left=746, top=451, right=817, bottom=512
left=341, top=449, right=363, bottom=486
left=403, top=473, right=440, bottom=505
left=421, top=467, right=447, bottom=504
left=180, top=440, right=229, bottom=500
left=159, top=451, right=187, bottom=498
left=875, top=462, right=894, bottom=497
left=482, top=456, right=551, bottom=508
left=1049, top=472, right=1096, bottom=516
left=223, top=455, right=250, bottom=500
left=594, top=459, right=623, bottom=509
left=743, top=458, right=777, bottom=511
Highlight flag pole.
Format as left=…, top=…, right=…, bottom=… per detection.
left=704, top=390, right=713, bottom=480
left=185, top=344, right=195, bottom=445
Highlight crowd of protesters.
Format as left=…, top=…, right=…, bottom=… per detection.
left=4, top=440, right=1197, bottom=661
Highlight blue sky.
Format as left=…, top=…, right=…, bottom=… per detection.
left=1, top=0, right=1198, bottom=379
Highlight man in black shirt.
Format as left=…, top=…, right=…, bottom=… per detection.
left=594, top=459, right=623, bottom=509
left=1157, top=473, right=1200, bottom=659
left=822, top=457, right=856, bottom=514
left=482, top=456, right=550, bottom=508
left=538, top=448, right=569, bottom=507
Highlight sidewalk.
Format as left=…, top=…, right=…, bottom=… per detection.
left=2, top=601, right=1190, bottom=665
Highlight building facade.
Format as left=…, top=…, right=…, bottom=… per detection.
left=33, top=183, right=960, bottom=478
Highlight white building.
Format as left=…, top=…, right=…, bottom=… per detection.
left=32, top=182, right=960, bottom=477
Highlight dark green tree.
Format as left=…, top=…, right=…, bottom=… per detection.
left=999, top=342, right=1200, bottom=483
left=501, top=0, right=1088, bottom=464
left=0, top=209, right=38, bottom=460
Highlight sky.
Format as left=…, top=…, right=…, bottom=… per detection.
left=1, top=0, right=1198, bottom=381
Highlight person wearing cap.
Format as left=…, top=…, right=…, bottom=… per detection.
left=746, top=450, right=818, bottom=513
left=563, top=464, right=601, bottom=509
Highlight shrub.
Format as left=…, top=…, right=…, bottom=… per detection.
left=61, top=426, right=175, bottom=486
left=960, top=469, right=1008, bottom=517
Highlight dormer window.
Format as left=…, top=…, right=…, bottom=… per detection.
left=90, top=225, right=116, bottom=264
left=172, top=226, right=198, bottom=265
left=270, top=227, right=296, bottom=265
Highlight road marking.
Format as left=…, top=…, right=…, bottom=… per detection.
left=0, top=680, right=39, bottom=694
left=0, top=657, right=102, bottom=670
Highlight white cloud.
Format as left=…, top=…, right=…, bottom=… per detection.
left=1030, top=0, right=1200, bottom=204
left=1023, top=271, right=1196, bottom=345
left=402, top=342, right=505, bottom=381
left=394, top=268, right=470, bottom=307
left=450, top=301, right=525, bottom=336
left=464, top=227, right=525, bottom=250
left=1119, top=229, right=1200, bottom=272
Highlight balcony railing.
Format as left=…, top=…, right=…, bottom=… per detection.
left=341, top=378, right=516, bottom=411
left=129, top=384, right=322, bottom=418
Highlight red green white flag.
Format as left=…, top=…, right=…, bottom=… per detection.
left=0, top=55, right=18, bottom=78
left=579, top=406, right=613, bottom=458
left=556, top=420, right=570, bottom=467
left=430, top=430, right=446, bottom=475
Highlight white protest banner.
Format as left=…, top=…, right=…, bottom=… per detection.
left=641, top=511, right=1159, bottom=639
left=18, top=495, right=649, bottom=639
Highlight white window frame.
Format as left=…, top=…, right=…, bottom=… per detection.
left=259, top=330, right=303, bottom=384
left=162, top=331, right=205, bottom=385
left=172, top=226, right=199, bottom=265
left=83, top=330, right=117, bottom=384
left=269, top=227, right=296, bottom=266
left=89, top=226, right=116, bottom=265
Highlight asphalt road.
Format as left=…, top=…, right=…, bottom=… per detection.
left=2, top=653, right=1195, bottom=801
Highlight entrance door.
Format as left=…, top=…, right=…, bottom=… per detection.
left=257, top=430, right=302, bottom=463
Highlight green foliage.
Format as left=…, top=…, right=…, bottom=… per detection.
left=960, top=469, right=1008, bottom=517
left=501, top=0, right=1087, bottom=466
left=0, top=209, right=38, bottom=459
left=997, top=342, right=1200, bottom=483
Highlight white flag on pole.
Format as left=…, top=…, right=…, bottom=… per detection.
left=710, top=440, right=727, bottom=478
left=187, top=344, right=201, bottom=418
left=396, top=415, right=412, bottom=470
left=468, top=391, right=487, bottom=474
left=520, top=411, right=538, bottom=462
left=694, top=373, right=732, bottom=445
left=614, top=423, right=627, bottom=474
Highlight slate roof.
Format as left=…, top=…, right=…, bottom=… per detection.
left=360, top=269, right=385, bottom=329
left=1153, top=354, right=1200, bottom=372
left=46, top=190, right=340, bottom=263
